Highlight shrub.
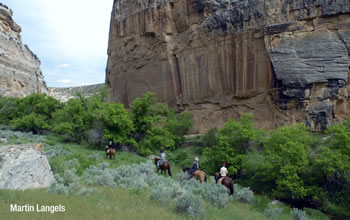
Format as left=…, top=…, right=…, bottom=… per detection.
left=45, top=145, right=72, bottom=159
left=150, top=184, right=172, bottom=202
left=140, top=127, right=175, bottom=155
left=304, top=208, right=329, bottom=220
left=264, top=203, right=283, bottom=219
left=131, top=92, right=168, bottom=140
left=82, top=163, right=115, bottom=187
left=202, top=114, right=262, bottom=175
left=236, top=187, right=255, bottom=204
left=52, top=97, right=93, bottom=143
left=259, top=124, right=322, bottom=203
left=48, top=169, right=80, bottom=195
left=77, top=187, right=100, bottom=197
left=165, top=111, right=193, bottom=146
left=290, top=208, right=308, bottom=220
left=96, top=102, right=134, bottom=145
left=62, top=158, right=80, bottom=169
left=175, top=191, right=201, bottom=217
left=203, top=183, right=230, bottom=208
left=87, top=152, right=103, bottom=161
left=201, top=128, right=218, bottom=148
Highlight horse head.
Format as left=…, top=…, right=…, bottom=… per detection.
left=214, top=172, right=220, bottom=179
left=182, top=165, right=190, bottom=173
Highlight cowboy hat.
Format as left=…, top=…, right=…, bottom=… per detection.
left=194, top=157, right=199, bottom=161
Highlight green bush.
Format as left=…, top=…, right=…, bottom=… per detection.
left=131, top=92, right=168, bottom=140
left=201, top=128, right=218, bottom=148
left=202, top=114, right=262, bottom=175
left=139, top=127, right=175, bottom=155
left=52, top=97, right=93, bottom=143
left=175, top=192, right=201, bottom=217
left=96, top=102, right=134, bottom=145
left=259, top=124, right=323, bottom=204
left=1, top=94, right=61, bottom=133
left=165, top=111, right=193, bottom=146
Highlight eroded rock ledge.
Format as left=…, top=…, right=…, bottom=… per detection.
left=0, top=4, right=47, bottom=97
left=106, top=0, right=350, bottom=132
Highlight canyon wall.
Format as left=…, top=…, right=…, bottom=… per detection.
left=106, top=0, right=350, bottom=132
left=0, top=3, right=47, bottom=97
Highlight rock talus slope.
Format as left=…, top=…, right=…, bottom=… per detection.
left=106, top=0, right=350, bottom=132
left=0, top=3, right=47, bottom=97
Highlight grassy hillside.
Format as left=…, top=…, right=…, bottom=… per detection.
left=0, top=130, right=329, bottom=220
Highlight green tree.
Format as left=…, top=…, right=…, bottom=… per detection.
left=130, top=92, right=168, bottom=140
left=8, top=94, right=61, bottom=133
left=165, top=111, right=193, bottom=147
left=259, top=124, right=321, bottom=202
left=140, top=127, right=176, bottom=155
left=52, top=97, right=92, bottom=143
left=202, top=114, right=262, bottom=175
left=97, top=102, right=134, bottom=145
left=0, top=96, right=19, bottom=124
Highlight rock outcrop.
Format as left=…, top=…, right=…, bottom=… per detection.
left=48, top=83, right=105, bottom=102
left=0, top=144, right=55, bottom=190
left=106, top=0, right=350, bottom=132
left=0, top=3, right=47, bottom=97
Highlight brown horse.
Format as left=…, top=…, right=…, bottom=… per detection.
left=183, top=166, right=207, bottom=183
left=105, top=146, right=116, bottom=160
left=215, top=172, right=234, bottom=195
left=154, top=157, right=172, bottom=176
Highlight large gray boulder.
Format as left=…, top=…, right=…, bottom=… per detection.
left=0, top=144, right=55, bottom=190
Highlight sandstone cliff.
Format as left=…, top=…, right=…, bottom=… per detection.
left=0, top=3, right=47, bottom=97
left=106, top=0, right=350, bottom=132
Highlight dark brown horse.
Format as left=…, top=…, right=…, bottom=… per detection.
left=105, top=146, right=116, bottom=160
left=183, top=166, right=207, bottom=183
left=154, top=157, right=172, bottom=176
left=215, top=172, right=234, bottom=195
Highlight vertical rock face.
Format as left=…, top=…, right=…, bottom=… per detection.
left=0, top=3, right=47, bottom=97
left=106, top=0, right=350, bottom=132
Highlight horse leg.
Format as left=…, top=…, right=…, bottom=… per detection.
left=167, top=166, right=172, bottom=177
left=229, top=182, right=234, bottom=195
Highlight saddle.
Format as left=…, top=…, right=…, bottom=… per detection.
left=218, top=176, right=230, bottom=185
left=159, top=160, right=168, bottom=166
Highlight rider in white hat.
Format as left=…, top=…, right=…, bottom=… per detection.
left=188, top=157, right=199, bottom=179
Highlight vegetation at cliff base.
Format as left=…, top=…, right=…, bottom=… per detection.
left=0, top=90, right=349, bottom=218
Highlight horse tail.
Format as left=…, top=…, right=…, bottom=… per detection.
left=204, top=175, right=207, bottom=182
left=229, top=182, right=234, bottom=196
left=167, top=164, right=172, bottom=177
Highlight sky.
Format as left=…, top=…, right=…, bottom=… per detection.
left=1, top=0, right=113, bottom=87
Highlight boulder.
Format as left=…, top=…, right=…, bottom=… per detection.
left=0, top=144, right=55, bottom=190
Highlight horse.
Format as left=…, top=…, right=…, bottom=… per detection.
left=183, top=166, right=207, bottom=183
left=105, top=145, right=116, bottom=160
left=214, top=172, right=234, bottom=195
left=153, top=157, right=172, bottom=176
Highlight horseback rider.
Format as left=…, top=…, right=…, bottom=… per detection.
left=216, top=162, right=228, bottom=184
left=157, top=150, right=166, bottom=168
left=188, top=157, right=199, bottom=179
left=105, top=140, right=115, bottom=152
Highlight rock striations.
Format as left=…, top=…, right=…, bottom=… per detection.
left=0, top=3, right=47, bottom=97
left=106, top=0, right=350, bottom=132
